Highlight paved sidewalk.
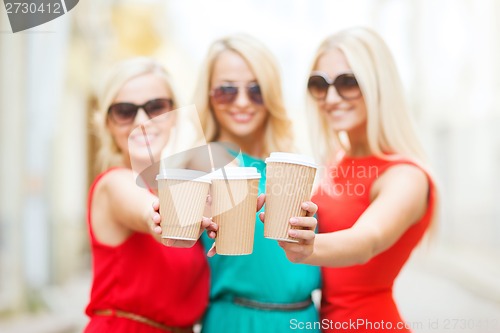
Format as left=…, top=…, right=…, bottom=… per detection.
left=395, top=251, right=500, bottom=333
left=0, top=314, right=78, bottom=333
left=1, top=250, right=499, bottom=333
left=0, top=274, right=89, bottom=333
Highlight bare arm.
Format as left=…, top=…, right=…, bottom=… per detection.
left=303, top=164, right=429, bottom=267
left=91, top=168, right=160, bottom=246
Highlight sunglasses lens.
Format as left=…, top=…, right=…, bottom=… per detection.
left=108, top=99, right=174, bottom=125
left=108, top=103, right=138, bottom=125
left=211, top=86, right=238, bottom=104
left=247, top=84, right=263, bottom=104
left=307, top=75, right=329, bottom=100
left=144, top=99, right=174, bottom=118
left=335, top=74, right=360, bottom=100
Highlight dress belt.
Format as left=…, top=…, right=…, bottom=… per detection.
left=93, top=309, right=193, bottom=333
left=232, top=296, right=313, bottom=311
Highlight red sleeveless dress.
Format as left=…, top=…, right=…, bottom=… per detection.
left=313, top=155, right=435, bottom=333
left=84, top=169, right=209, bottom=333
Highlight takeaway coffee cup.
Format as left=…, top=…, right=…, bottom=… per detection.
left=156, top=169, right=211, bottom=241
left=264, top=152, right=317, bottom=242
left=210, top=167, right=261, bottom=255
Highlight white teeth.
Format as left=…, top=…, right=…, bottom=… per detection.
left=330, top=110, right=347, bottom=116
left=232, top=113, right=252, bottom=122
left=130, top=134, right=157, bottom=145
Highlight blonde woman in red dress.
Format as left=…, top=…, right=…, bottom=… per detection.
left=84, top=58, right=213, bottom=333
left=279, top=27, right=437, bottom=332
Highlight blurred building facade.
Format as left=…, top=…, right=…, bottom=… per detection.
left=0, top=0, right=499, bottom=331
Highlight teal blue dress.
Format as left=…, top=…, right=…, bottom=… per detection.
left=201, top=152, right=321, bottom=333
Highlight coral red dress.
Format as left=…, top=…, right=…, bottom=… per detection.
left=313, top=155, right=435, bottom=333
left=84, top=169, right=209, bottom=333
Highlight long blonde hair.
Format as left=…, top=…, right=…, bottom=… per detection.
left=309, top=27, right=439, bottom=236
left=309, top=27, right=429, bottom=168
left=193, top=33, right=293, bottom=157
left=93, top=57, right=179, bottom=172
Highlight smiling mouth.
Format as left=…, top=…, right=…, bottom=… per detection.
left=129, top=133, right=159, bottom=146
left=328, top=109, right=351, bottom=117
left=230, top=112, right=254, bottom=123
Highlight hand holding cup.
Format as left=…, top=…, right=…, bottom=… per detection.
left=151, top=199, right=218, bottom=248
left=263, top=152, right=318, bottom=243
left=259, top=200, right=317, bottom=263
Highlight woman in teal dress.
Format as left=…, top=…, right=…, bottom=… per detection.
left=193, top=34, right=321, bottom=333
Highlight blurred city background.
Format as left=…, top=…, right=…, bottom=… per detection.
left=1, top=0, right=499, bottom=332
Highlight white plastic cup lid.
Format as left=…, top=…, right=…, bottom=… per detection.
left=156, top=169, right=212, bottom=183
left=208, top=167, right=261, bottom=180
left=265, top=152, right=318, bottom=169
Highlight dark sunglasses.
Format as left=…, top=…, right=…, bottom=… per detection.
left=107, top=98, right=174, bottom=125
left=307, top=72, right=361, bottom=101
left=210, top=83, right=264, bottom=105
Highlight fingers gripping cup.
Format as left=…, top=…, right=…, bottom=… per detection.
left=264, top=152, right=318, bottom=242
left=156, top=169, right=211, bottom=241
left=210, top=167, right=261, bottom=255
